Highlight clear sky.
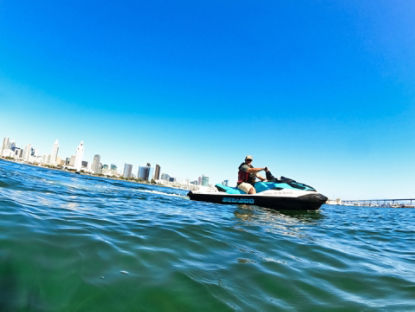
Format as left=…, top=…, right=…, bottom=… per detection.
left=0, top=0, right=414, bottom=199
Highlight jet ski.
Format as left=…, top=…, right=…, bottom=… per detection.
left=187, top=171, right=327, bottom=210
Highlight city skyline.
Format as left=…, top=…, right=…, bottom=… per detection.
left=1, top=1, right=414, bottom=199
left=0, top=134, right=210, bottom=186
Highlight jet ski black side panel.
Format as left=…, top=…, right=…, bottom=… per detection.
left=187, top=192, right=327, bottom=210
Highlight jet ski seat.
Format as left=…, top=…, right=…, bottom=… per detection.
left=216, top=181, right=316, bottom=194
left=215, top=183, right=284, bottom=194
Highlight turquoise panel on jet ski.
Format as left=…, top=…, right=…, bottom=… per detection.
left=255, top=181, right=315, bottom=192
left=254, top=182, right=295, bottom=192
left=215, top=182, right=311, bottom=194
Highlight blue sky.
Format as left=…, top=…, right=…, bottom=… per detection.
left=0, top=0, right=414, bottom=199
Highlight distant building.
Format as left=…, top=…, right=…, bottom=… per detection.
left=74, top=141, right=84, bottom=171
left=102, top=164, right=111, bottom=175
left=201, top=175, right=209, bottom=186
left=110, top=164, right=118, bottom=175
left=50, top=139, right=59, bottom=165
left=1, top=137, right=10, bottom=156
left=23, top=144, right=31, bottom=161
left=92, top=154, right=101, bottom=173
left=148, top=167, right=154, bottom=181
left=161, top=173, right=170, bottom=181
left=138, top=166, right=147, bottom=180
left=138, top=163, right=152, bottom=181
left=154, top=164, right=161, bottom=180
left=69, top=155, right=76, bottom=167
left=221, top=180, right=229, bottom=186
left=81, top=161, right=88, bottom=168
left=123, top=163, right=133, bottom=179
left=14, top=148, right=23, bottom=159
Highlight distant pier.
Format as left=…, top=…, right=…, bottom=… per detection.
left=333, top=199, right=415, bottom=208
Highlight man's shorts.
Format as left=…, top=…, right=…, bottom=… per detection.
left=237, top=182, right=254, bottom=194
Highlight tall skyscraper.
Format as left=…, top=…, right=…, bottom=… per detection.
left=148, top=167, right=154, bottom=181
left=23, top=144, right=31, bottom=161
left=201, top=175, right=209, bottom=186
left=138, top=167, right=145, bottom=180
left=154, top=164, right=161, bottom=180
left=123, top=163, right=133, bottom=178
left=50, top=139, right=59, bottom=165
left=1, top=137, right=9, bottom=156
left=92, top=154, right=101, bottom=174
left=138, top=163, right=152, bottom=181
left=74, top=141, right=84, bottom=171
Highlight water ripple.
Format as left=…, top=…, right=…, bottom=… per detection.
left=0, top=159, right=414, bottom=311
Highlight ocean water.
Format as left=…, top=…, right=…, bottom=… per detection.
left=0, top=159, right=414, bottom=312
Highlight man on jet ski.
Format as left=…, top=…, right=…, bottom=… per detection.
left=237, top=155, right=267, bottom=194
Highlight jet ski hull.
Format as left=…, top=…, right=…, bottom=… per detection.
left=187, top=191, right=327, bottom=210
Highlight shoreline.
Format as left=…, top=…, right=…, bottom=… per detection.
left=0, top=157, right=189, bottom=192
left=1, top=158, right=412, bottom=208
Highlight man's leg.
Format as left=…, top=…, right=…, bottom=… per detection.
left=238, top=182, right=256, bottom=194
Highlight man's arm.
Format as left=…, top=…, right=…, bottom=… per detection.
left=246, top=167, right=267, bottom=181
left=246, top=167, right=266, bottom=174
left=256, top=174, right=266, bottom=182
